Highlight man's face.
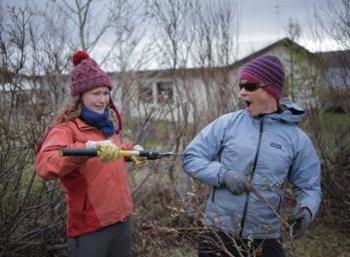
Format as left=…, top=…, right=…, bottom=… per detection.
left=239, top=81, right=277, bottom=116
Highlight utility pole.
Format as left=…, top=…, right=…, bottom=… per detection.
left=274, top=3, right=280, bottom=38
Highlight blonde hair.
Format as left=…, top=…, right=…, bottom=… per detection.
left=52, top=94, right=117, bottom=126
left=53, top=95, right=82, bottom=125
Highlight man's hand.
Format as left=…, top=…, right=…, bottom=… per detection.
left=290, top=207, right=312, bottom=238
left=220, top=168, right=251, bottom=195
left=97, top=144, right=121, bottom=162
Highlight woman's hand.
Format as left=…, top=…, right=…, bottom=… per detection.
left=85, top=140, right=114, bottom=149
left=97, top=144, right=121, bottom=162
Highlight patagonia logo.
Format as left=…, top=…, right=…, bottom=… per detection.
left=270, top=142, right=282, bottom=149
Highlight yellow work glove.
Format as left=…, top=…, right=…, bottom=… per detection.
left=97, top=144, right=121, bottom=162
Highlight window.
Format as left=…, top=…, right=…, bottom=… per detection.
left=138, top=80, right=174, bottom=104
left=138, top=82, right=153, bottom=103
left=327, top=67, right=350, bottom=88
left=156, top=81, right=173, bottom=104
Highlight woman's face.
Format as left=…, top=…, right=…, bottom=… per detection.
left=81, top=86, right=110, bottom=114
left=239, top=83, right=277, bottom=116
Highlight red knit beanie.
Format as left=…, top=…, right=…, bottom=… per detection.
left=70, top=51, right=112, bottom=96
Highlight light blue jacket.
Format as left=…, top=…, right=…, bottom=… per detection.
left=182, top=101, right=321, bottom=239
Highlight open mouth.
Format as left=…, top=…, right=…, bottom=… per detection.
left=245, top=100, right=252, bottom=107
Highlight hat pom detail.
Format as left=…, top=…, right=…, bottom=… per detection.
left=70, top=51, right=112, bottom=96
left=72, top=51, right=89, bottom=66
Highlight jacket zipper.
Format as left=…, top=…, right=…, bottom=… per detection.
left=239, top=118, right=264, bottom=238
left=277, top=194, right=282, bottom=213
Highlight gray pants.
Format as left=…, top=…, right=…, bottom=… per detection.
left=67, top=220, right=131, bottom=257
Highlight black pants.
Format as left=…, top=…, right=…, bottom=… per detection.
left=198, top=231, right=285, bottom=257
left=67, top=220, right=131, bottom=257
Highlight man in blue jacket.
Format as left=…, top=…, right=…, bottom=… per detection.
left=182, top=55, right=322, bottom=257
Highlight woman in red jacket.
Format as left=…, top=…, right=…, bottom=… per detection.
left=36, top=51, right=134, bottom=257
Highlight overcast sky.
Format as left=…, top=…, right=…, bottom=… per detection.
left=237, top=0, right=341, bottom=57
left=3, top=0, right=343, bottom=63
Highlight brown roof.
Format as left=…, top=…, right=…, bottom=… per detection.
left=316, top=50, right=350, bottom=68
left=114, top=37, right=317, bottom=79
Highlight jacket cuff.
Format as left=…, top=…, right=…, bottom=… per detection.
left=299, top=206, right=313, bottom=219
left=303, top=207, right=313, bottom=219
left=121, top=143, right=133, bottom=150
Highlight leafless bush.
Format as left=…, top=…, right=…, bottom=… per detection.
left=322, top=88, right=350, bottom=113
left=300, top=103, right=350, bottom=236
left=308, top=0, right=350, bottom=233
left=0, top=4, right=69, bottom=256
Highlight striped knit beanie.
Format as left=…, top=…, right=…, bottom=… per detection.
left=240, top=55, right=285, bottom=100
left=70, top=51, right=112, bottom=96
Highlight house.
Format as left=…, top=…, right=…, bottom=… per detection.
left=111, top=65, right=235, bottom=124
left=111, top=38, right=327, bottom=123
left=317, top=50, right=350, bottom=112
left=0, top=68, right=67, bottom=118
left=2, top=38, right=348, bottom=123
left=318, top=50, right=350, bottom=88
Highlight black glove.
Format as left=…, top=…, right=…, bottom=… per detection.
left=290, top=207, right=312, bottom=239
left=219, top=168, right=251, bottom=195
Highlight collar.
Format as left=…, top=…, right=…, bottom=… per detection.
left=73, top=117, right=98, bottom=131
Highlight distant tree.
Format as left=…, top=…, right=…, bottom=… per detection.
left=190, top=0, right=240, bottom=117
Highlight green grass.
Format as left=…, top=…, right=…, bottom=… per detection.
left=122, top=118, right=177, bottom=148
left=320, top=111, right=350, bottom=130
left=300, top=111, right=350, bottom=155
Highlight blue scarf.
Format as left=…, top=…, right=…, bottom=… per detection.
left=80, top=106, right=116, bottom=137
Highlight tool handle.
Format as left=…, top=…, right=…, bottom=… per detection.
left=60, top=148, right=97, bottom=157
left=59, top=148, right=172, bottom=159
left=137, top=150, right=162, bottom=159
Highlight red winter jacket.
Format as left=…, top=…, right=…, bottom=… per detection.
left=35, top=118, right=133, bottom=237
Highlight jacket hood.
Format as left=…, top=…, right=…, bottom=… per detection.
left=268, top=100, right=306, bottom=124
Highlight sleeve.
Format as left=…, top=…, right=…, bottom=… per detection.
left=289, top=134, right=322, bottom=219
left=35, top=124, right=87, bottom=180
left=182, top=116, right=229, bottom=187
left=120, top=143, right=133, bottom=150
